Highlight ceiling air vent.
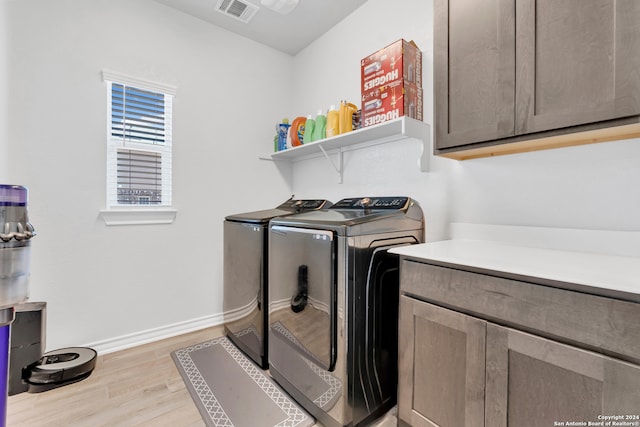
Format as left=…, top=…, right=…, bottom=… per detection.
left=216, top=0, right=259, bottom=23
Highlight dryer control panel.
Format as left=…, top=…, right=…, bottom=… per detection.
left=330, top=197, right=409, bottom=209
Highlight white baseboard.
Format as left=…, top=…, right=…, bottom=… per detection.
left=84, top=314, right=224, bottom=355
left=85, top=301, right=256, bottom=355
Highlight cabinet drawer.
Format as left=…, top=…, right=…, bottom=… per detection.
left=400, top=260, right=640, bottom=364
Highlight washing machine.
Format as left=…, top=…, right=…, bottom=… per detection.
left=267, top=196, right=424, bottom=427
left=223, top=198, right=331, bottom=369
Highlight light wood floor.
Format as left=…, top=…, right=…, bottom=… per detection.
left=7, top=325, right=225, bottom=427
left=7, top=325, right=397, bottom=427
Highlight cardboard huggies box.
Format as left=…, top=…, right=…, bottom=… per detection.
left=361, top=39, right=422, bottom=93
left=361, top=80, right=423, bottom=127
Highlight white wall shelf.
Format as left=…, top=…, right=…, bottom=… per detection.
left=259, top=116, right=430, bottom=183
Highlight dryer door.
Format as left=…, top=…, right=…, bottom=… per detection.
left=223, top=220, right=266, bottom=367
left=268, top=226, right=336, bottom=371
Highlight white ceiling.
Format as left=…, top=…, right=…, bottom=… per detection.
left=154, top=0, right=369, bottom=56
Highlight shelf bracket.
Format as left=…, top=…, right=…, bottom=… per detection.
left=318, top=144, right=343, bottom=184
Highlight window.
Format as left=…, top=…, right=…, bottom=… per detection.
left=102, top=70, right=176, bottom=209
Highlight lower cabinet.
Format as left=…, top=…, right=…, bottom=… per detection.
left=398, top=295, right=640, bottom=427
left=398, top=297, right=485, bottom=427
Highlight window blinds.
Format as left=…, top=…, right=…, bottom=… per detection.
left=111, top=84, right=166, bottom=145
left=104, top=72, right=174, bottom=208
left=116, top=149, right=162, bottom=205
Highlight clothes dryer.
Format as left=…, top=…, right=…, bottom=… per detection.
left=267, top=197, right=424, bottom=427
left=223, top=198, right=331, bottom=369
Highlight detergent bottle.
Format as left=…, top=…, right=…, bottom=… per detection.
left=311, top=109, right=326, bottom=141
left=277, top=119, right=290, bottom=151
left=290, top=116, right=306, bottom=147
left=326, top=105, right=339, bottom=137
left=303, top=114, right=315, bottom=144
left=339, top=100, right=358, bottom=134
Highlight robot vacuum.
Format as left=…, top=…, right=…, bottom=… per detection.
left=23, top=347, right=97, bottom=393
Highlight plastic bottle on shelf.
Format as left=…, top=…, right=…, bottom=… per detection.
left=303, top=114, right=315, bottom=144
left=290, top=116, right=306, bottom=147
left=277, top=119, right=290, bottom=151
left=311, top=109, right=326, bottom=141
left=326, top=105, right=339, bottom=138
left=339, top=100, right=358, bottom=134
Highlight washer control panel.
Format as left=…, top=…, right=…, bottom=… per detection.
left=277, top=199, right=330, bottom=211
left=330, top=197, right=409, bottom=210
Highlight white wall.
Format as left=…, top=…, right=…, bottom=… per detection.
left=291, top=0, right=640, bottom=243
left=448, top=138, right=640, bottom=231
left=6, top=0, right=292, bottom=350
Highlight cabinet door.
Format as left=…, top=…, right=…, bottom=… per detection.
left=434, top=0, right=516, bottom=149
left=515, top=0, right=640, bottom=134
left=486, top=325, right=640, bottom=427
left=398, top=296, right=486, bottom=427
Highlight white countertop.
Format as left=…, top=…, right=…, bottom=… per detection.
left=390, top=239, right=640, bottom=301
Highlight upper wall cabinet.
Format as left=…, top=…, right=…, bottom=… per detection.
left=434, top=0, right=640, bottom=160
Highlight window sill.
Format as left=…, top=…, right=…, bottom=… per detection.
left=99, top=208, right=177, bottom=226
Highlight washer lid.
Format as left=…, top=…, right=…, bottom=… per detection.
left=225, top=207, right=297, bottom=224
left=269, top=197, right=424, bottom=236
left=225, top=199, right=331, bottom=223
